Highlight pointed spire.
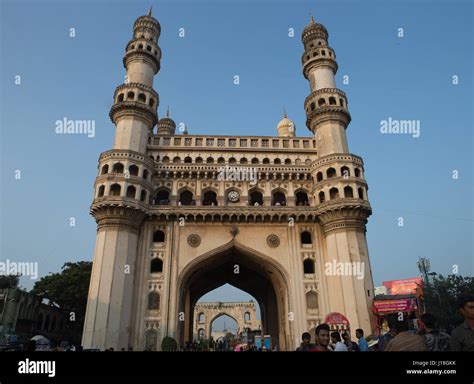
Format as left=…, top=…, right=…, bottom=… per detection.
left=310, top=13, right=315, bottom=24
left=148, top=6, right=152, bottom=16
left=166, top=106, right=170, bottom=117
left=283, top=108, right=287, bottom=119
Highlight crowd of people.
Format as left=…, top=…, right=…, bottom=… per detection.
left=297, top=295, right=474, bottom=352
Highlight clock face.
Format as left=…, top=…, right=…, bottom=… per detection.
left=227, top=190, right=240, bottom=202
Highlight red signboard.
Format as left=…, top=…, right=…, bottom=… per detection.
left=373, top=298, right=418, bottom=314
left=383, top=278, right=422, bottom=295
left=324, top=312, right=350, bottom=326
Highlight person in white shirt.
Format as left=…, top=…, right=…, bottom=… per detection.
left=331, top=331, right=348, bottom=351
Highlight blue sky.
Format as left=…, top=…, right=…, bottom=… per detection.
left=1, top=0, right=472, bottom=315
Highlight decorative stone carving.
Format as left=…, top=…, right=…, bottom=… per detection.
left=267, top=234, right=280, bottom=247
left=187, top=234, right=201, bottom=247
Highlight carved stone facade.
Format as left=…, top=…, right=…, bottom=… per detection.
left=82, top=11, right=375, bottom=351
left=193, top=301, right=260, bottom=340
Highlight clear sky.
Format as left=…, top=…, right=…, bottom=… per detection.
left=1, top=0, right=472, bottom=309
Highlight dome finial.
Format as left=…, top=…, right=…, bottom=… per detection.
left=148, top=6, right=153, bottom=16
left=310, top=13, right=315, bottom=24
left=166, top=106, right=170, bottom=117
left=283, top=108, right=287, bottom=119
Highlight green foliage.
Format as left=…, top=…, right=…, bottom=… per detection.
left=0, top=275, right=20, bottom=289
left=31, top=261, right=92, bottom=325
left=423, top=273, right=474, bottom=332
left=161, top=336, right=177, bottom=351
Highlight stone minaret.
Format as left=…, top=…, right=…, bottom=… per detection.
left=82, top=9, right=161, bottom=350
left=302, top=16, right=375, bottom=333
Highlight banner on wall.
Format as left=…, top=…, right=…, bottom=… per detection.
left=382, top=278, right=423, bottom=295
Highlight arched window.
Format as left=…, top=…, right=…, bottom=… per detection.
left=318, top=98, right=326, bottom=106
left=203, top=190, right=218, bottom=206
left=110, top=183, right=121, bottom=196
left=118, top=94, right=124, bottom=102
left=310, top=102, right=316, bottom=111
left=153, top=230, right=165, bottom=243
left=112, top=163, right=124, bottom=174
left=329, top=96, right=337, bottom=105
left=318, top=191, right=325, bottom=203
left=341, top=166, right=350, bottom=178
left=126, top=185, right=136, bottom=198
left=129, top=165, right=139, bottom=176
left=195, top=157, right=203, bottom=164
left=274, top=158, right=281, bottom=165
left=329, top=187, right=339, bottom=200
left=306, top=291, right=319, bottom=309
left=301, top=231, right=312, bottom=245
left=206, top=157, right=214, bottom=164
left=284, top=158, right=291, bottom=165
left=358, top=188, right=364, bottom=199
left=340, top=98, right=344, bottom=107
left=263, top=158, right=270, bottom=164
left=140, top=190, right=147, bottom=202
left=217, top=157, right=225, bottom=164
left=184, top=156, right=192, bottom=163
left=354, top=168, right=361, bottom=177
left=198, top=313, right=205, bottom=323
left=173, top=156, right=181, bottom=163
left=155, top=189, right=170, bottom=205
left=303, top=259, right=315, bottom=274
left=272, top=191, right=286, bottom=206
left=251, top=158, right=259, bottom=164
left=316, top=172, right=323, bottom=182
left=296, top=191, right=309, bottom=206
left=198, top=328, right=205, bottom=340
left=101, top=164, right=109, bottom=175
left=127, top=91, right=135, bottom=100
left=344, top=186, right=354, bottom=198
left=249, top=190, right=263, bottom=205
left=244, top=312, right=251, bottom=322
left=138, top=93, right=146, bottom=102
left=150, top=258, right=163, bottom=273
left=97, top=185, right=105, bottom=197
left=148, top=292, right=160, bottom=310
left=240, top=157, right=248, bottom=164
left=149, top=98, right=155, bottom=107
left=179, top=190, right=194, bottom=205
left=143, top=169, right=149, bottom=180
left=229, top=157, right=237, bottom=164
left=326, top=167, right=336, bottom=178
left=162, top=156, right=170, bottom=163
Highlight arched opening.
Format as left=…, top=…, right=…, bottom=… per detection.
left=217, top=157, right=225, bottom=164
left=179, top=190, right=194, bottom=205
left=97, top=185, right=105, bottom=197
left=198, top=313, right=205, bottom=323
left=143, top=169, right=149, bottom=180
left=209, top=314, right=239, bottom=347
left=195, top=157, right=203, bottom=164
left=150, top=258, right=163, bottom=273
left=118, top=94, right=124, bottom=102
left=127, top=91, right=135, bottom=100
left=303, top=259, right=315, bottom=274
left=173, top=156, right=181, bottom=163
left=344, top=186, right=354, bottom=198
left=138, top=93, right=146, bottom=102
left=301, top=231, right=312, bottom=245
left=229, top=157, right=237, bottom=164
left=197, top=328, right=205, bottom=340
left=152, top=230, right=165, bottom=243
left=140, top=190, right=147, bottom=202
left=110, top=183, right=121, bottom=196
left=284, top=158, right=291, bottom=165
left=295, top=191, right=309, bottom=206
left=148, top=291, right=160, bottom=310
left=326, top=167, right=336, bottom=178
left=244, top=312, right=251, bottom=322
left=179, top=244, right=289, bottom=350
left=206, top=157, right=214, bottom=164
left=318, top=191, right=325, bottom=203
left=272, top=191, right=286, bottom=206
left=202, top=190, right=218, bottom=206
left=329, top=187, right=339, bottom=200
left=354, top=168, right=361, bottom=177
left=341, top=166, right=350, bottom=178
left=154, top=189, right=170, bottom=205
left=112, top=163, right=124, bottom=174
left=251, top=158, right=259, bottom=165
left=101, top=164, right=109, bottom=175
left=358, top=187, right=364, bottom=199
left=240, top=158, right=248, bottom=164
left=129, top=165, right=139, bottom=176
left=274, top=158, right=281, bottom=165
left=318, top=98, right=326, bottom=106
left=126, top=185, right=136, bottom=198
left=316, top=172, right=323, bottom=182
left=329, top=96, right=337, bottom=105
left=184, top=156, right=192, bottom=163
left=162, top=156, right=170, bottom=163
left=249, top=190, right=263, bottom=206
left=262, top=158, right=270, bottom=164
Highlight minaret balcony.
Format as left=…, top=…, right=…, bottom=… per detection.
left=109, top=100, right=158, bottom=126
left=302, top=47, right=337, bottom=78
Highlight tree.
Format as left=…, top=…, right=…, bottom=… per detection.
left=0, top=274, right=20, bottom=289
left=161, top=336, right=177, bottom=351
left=423, top=273, right=474, bottom=333
left=31, top=261, right=92, bottom=341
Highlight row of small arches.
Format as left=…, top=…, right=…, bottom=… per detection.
left=318, top=186, right=365, bottom=202
left=116, top=91, right=155, bottom=108
left=154, top=156, right=309, bottom=166
left=128, top=42, right=159, bottom=57
left=101, top=163, right=149, bottom=179
left=97, top=184, right=147, bottom=201
left=305, top=48, right=333, bottom=60
left=316, top=166, right=362, bottom=182
left=308, top=96, right=345, bottom=111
